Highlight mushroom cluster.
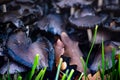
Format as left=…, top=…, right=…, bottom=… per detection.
left=0, top=0, right=120, bottom=79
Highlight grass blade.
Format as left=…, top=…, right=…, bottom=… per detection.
left=67, top=69, right=74, bottom=80
left=29, top=54, right=40, bottom=80
left=40, top=67, right=47, bottom=80
left=62, top=69, right=69, bottom=80
left=85, top=25, right=98, bottom=76
left=55, top=58, right=63, bottom=80
left=101, top=38, right=105, bottom=80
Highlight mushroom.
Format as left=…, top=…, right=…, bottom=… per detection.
left=90, top=41, right=120, bottom=72
left=90, top=28, right=111, bottom=44
left=0, top=11, right=24, bottom=28
left=104, top=17, right=120, bottom=32
left=60, top=32, right=89, bottom=73
left=56, top=0, right=95, bottom=15
left=37, top=14, right=66, bottom=35
left=0, top=61, right=27, bottom=74
left=6, top=30, right=54, bottom=70
left=15, top=0, right=35, bottom=4
left=0, top=0, right=13, bottom=5
left=103, top=0, right=120, bottom=10
left=69, top=6, right=108, bottom=42
left=56, top=0, right=94, bottom=8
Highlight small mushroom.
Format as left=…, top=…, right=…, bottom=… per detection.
left=0, top=11, right=24, bottom=28
left=56, top=0, right=94, bottom=8
left=90, top=29, right=111, bottom=44
left=60, top=32, right=89, bottom=73
left=15, top=0, right=35, bottom=4
left=103, top=0, right=120, bottom=10
left=69, top=6, right=108, bottom=42
left=6, top=30, right=54, bottom=70
left=104, top=17, right=120, bottom=32
left=37, top=14, right=66, bottom=35
left=90, top=41, right=120, bottom=72
left=0, top=61, right=27, bottom=74
left=0, top=0, right=12, bottom=5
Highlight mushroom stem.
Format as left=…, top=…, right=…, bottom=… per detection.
left=98, top=0, right=103, bottom=8
left=56, top=7, right=60, bottom=14
left=26, top=25, right=29, bottom=36
left=87, top=29, right=92, bottom=42
left=70, top=6, right=75, bottom=16
left=97, top=0, right=103, bottom=11
left=2, top=4, right=7, bottom=12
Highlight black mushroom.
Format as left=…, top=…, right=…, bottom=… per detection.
left=6, top=30, right=54, bottom=70
left=56, top=0, right=94, bottom=8
left=90, top=41, right=120, bottom=72
left=36, top=14, right=66, bottom=35
left=104, top=17, right=120, bottom=32
left=0, top=61, right=27, bottom=74
left=69, top=6, right=108, bottom=42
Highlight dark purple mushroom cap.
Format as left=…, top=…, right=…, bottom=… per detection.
left=69, top=7, right=108, bottom=28
left=0, top=61, right=27, bottom=74
left=0, top=11, right=24, bottom=28
left=103, top=0, right=120, bottom=10
left=6, top=30, right=54, bottom=70
left=56, top=0, right=94, bottom=8
left=37, top=14, right=66, bottom=35
left=0, top=0, right=13, bottom=5
left=15, top=0, right=36, bottom=4
left=90, top=41, right=120, bottom=72
left=104, top=17, right=120, bottom=32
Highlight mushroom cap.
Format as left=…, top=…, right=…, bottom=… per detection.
left=15, top=0, right=35, bottom=4
left=69, top=7, right=108, bottom=28
left=37, top=14, right=66, bottom=35
left=104, top=17, right=120, bottom=32
left=56, top=0, right=94, bottom=8
left=0, top=61, right=27, bottom=74
left=0, top=11, right=24, bottom=28
left=90, top=41, right=120, bottom=72
left=0, top=0, right=13, bottom=5
left=103, top=0, right=120, bottom=10
left=6, top=30, right=54, bottom=70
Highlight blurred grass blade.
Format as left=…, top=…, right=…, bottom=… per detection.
left=55, top=58, right=63, bottom=80
left=67, top=69, right=74, bottom=80
left=118, top=54, right=120, bottom=77
left=62, top=69, right=69, bottom=80
left=29, top=54, right=40, bottom=80
left=17, top=75, right=22, bottom=80
left=85, top=25, right=98, bottom=76
left=40, top=67, right=47, bottom=80
left=101, top=38, right=105, bottom=80
left=78, top=72, right=84, bottom=80
left=35, top=69, right=43, bottom=80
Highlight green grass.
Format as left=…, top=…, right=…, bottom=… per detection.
left=55, top=58, right=63, bottom=80
left=0, top=25, right=120, bottom=80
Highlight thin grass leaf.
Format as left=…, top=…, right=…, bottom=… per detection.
left=85, top=25, right=98, bottom=77
left=29, top=54, right=40, bottom=80
left=67, top=69, right=74, bottom=80
left=17, top=75, right=22, bottom=80
left=78, top=72, right=84, bottom=80
left=40, top=67, right=47, bottom=80
left=118, top=54, right=120, bottom=77
left=80, top=57, right=86, bottom=79
left=62, top=69, right=69, bottom=80
left=101, top=38, right=105, bottom=80
left=35, top=69, right=43, bottom=80
left=55, top=58, right=63, bottom=80
left=111, top=48, right=116, bottom=79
